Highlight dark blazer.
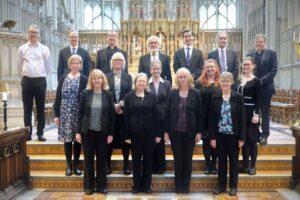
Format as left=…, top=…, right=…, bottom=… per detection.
left=53, top=74, right=88, bottom=117
left=208, top=90, right=246, bottom=141
left=246, top=49, right=278, bottom=95
left=149, top=79, right=171, bottom=121
left=207, top=48, right=239, bottom=81
left=76, top=90, right=115, bottom=136
left=106, top=72, right=132, bottom=103
left=164, top=88, right=203, bottom=138
left=138, top=53, right=172, bottom=83
left=123, top=91, right=159, bottom=139
left=57, top=46, right=91, bottom=81
left=96, top=47, right=128, bottom=73
left=173, top=48, right=204, bottom=80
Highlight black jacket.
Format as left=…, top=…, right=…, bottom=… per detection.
left=123, top=91, right=160, bottom=139
left=208, top=90, right=246, bottom=141
left=106, top=72, right=132, bottom=103
left=53, top=74, right=88, bottom=117
left=164, top=88, right=203, bottom=138
left=76, top=90, right=115, bottom=136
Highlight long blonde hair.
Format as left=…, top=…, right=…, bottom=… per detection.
left=174, top=67, right=194, bottom=89
left=86, top=69, right=109, bottom=90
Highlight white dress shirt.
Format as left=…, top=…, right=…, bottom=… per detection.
left=18, top=42, right=51, bottom=77
left=184, top=45, right=193, bottom=58
left=70, top=45, right=78, bottom=54
left=150, top=51, right=160, bottom=62
left=218, top=47, right=227, bottom=71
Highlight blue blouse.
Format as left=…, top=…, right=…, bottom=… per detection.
left=218, top=100, right=233, bottom=134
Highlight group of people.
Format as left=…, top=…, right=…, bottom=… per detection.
left=18, top=24, right=277, bottom=196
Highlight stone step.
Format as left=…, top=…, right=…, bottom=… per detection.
left=29, top=155, right=292, bottom=172
left=30, top=171, right=291, bottom=191
left=27, top=143, right=295, bottom=156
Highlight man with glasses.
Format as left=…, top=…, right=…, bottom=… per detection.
left=18, top=24, right=51, bottom=141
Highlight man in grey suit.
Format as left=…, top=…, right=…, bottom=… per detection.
left=247, top=34, right=278, bottom=145
left=96, top=31, right=128, bottom=73
left=208, top=31, right=239, bottom=81
left=173, top=29, right=204, bottom=80
left=138, top=35, right=172, bottom=83
left=57, top=31, right=91, bottom=81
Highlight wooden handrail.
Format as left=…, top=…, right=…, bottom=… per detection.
left=0, top=128, right=31, bottom=200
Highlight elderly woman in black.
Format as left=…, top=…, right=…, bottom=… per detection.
left=53, top=55, right=87, bottom=177
left=124, top=73, right=160, bottom=194
left=236, top=57, right=261, bottom=175
left=164, top=67, right=202, bottom=194
left=149, top=60, right=171, bottom=174
left=76, top=69, right=115, bottom=195
left=106, top=52, right=132, bottom=175
left=209, top=72, right=246, bottom=196
left=195, top=59, right=221, bottom=175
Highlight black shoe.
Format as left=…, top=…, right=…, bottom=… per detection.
left=131, top=188, right=139, bottom=194
left=260, top=137, right=267, bottom=145
left=229, top=188, right=237, bottom=196
left=123, top=169, right=131, bottom=175
left=156, top=170, right=165, bottom=174
left=73, top=165, right=82, bottom=176
left=65, top=163, right=72, bottom=176
left=211, top=168, right=218, bottom=175
left=175, top=187, right=182, bottom=193
left=27, top=136, right=32, bottom=141
left=37, top=136, right=46, bottom=141
left=84, top=189, right=94, bottom=195
left=106, top=168, right=111, bottom=175
left=213, top=187, right=226, bottom=195
left=182, top=187, right=190, bottom=194
left=239, top=167, right=250, bottom=174
left=248, top=167, right=256, bottom=175
left=96, top=188, right=107, bottom=194
left=203, top=168, right=210, bottom=175
left=142, top=188, right=151, bottom=194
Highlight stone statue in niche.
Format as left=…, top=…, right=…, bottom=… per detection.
left=132, top=34, right=143, bottom=56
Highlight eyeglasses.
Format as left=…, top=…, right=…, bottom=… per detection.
left=28, top=31, right=39, bottom=34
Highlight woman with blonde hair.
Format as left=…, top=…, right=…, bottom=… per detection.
left=124, top=73, right=160, bottom=194
left=164, top=67, right=203, bottom=193
left=106, top=52, right=132, bottom=175
left=76, top=69, right=115, bottom=195
left=195, top=59, right=220, bottom=175
left=53, top=55, right=88, bottom=177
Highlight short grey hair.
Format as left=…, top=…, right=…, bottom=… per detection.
left=28, top=24, right=40, bottom=33
left=220, top=72, right=234, bottom=83
left=150, top=60, right=162, bottom=69
left=215, top=31, right=228, bottom=41
left=254, top=34, right=267, bottom=42
left=110, top=52, right=126, bottom=70
left=147, top=35, right=161, bottom=47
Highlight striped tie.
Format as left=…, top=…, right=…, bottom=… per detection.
left=186, top=47, right=191, bottom=66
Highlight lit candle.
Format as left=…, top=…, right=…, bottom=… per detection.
left=2, top=93, right=7, bottom=101
left=293, top=32, right=296, bottom=42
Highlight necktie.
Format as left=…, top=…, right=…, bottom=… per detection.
left=220, top=49, right=226, bottom=72
left=72, top=48, right=76, bottom=55
left=186, top=48, right=191, bottom=66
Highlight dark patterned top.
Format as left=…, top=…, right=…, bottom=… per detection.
left=174, top=96, right=188, bottom=132
left=89, top=92, right=102, bottom=131
left=58, top=77, right=80, bottom=142
left=218, top=100, right=233, bottom=134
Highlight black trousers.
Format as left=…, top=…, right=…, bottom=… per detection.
left=170, top=132, right=195, bottom=190
left=202, top=138, right=217, bottom=170
left=21, top=76, right=46, bottom=136
left=107, top=114, right=130, bottom=171
left=152, top=119, right=166, bottom=173
left=131, top=132, right=154, bottom=191
left=260, top=94, right=272, bottom=139
left=217, top=134, right=240, bottom=189
left=82, top=130, right=107, bottom=190
left=242, top=124, right=258, bottom=169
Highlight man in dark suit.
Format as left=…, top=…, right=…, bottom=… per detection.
left=57, top=31, right=91, bottom=81
left=138, top=35, right=172, bottom=84
left=208, top=31, right=239, bottom=81
left=96, top=31, right=128, bottom=73
left=247, top=34, right=278, bottom=145
left=173, top=29, right=204, bottom=80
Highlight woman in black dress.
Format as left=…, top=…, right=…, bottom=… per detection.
left=76, top=69, right=115, bottom=195
left=149, top=60, right=171, bottom=174
left=195, top=59, right=220, bottom=175
left=209, top=72, right=246, bottom=196
left=164, top=67, right=202, bottom=193
left=124, top=73, right=160, bottom=194
left=106, top=52, right=132, bottom=175
left=236, top=57, right=261, bottom=175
